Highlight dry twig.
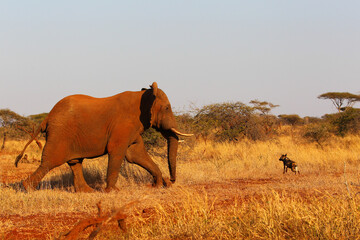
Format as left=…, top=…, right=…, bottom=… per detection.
left=55, top=200, right=139, bottom=240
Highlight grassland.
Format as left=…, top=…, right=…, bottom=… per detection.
left=1, top=131, right=360, bottom=239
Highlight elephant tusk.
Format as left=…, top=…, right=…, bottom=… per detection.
left=170, top=128, right=194, bottom=137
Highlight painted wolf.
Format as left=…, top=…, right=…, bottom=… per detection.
left=279, top=154, right=299, bottom=174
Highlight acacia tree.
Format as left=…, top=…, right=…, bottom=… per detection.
left=249, top=100, right=279, bottom=115
left=192, top=102, right=253, bottom=142
left=0, top=109, right=25, bottom=149
left=249, top=100, right=279, bottom=135
left=0, top=109, right=37, bottom=149
left=28, top=112, right=48, bottom=125
left=318, top=92, right=360, bottom=112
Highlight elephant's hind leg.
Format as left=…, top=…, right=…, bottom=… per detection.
left=68, top=159, right=95, bottom=193
left=22, top=142, right=68, bottom=191
left=22, top=164, right=53, bottom=191
left=22, top=160, right=63, bottom=191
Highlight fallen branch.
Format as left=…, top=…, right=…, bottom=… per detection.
left=56, top=200, right=139, bottom=240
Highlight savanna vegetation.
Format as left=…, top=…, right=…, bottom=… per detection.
left=1, top=91, right=360, bottom=239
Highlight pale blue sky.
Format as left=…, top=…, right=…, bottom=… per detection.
left=1, top=1, right=359, bottom=117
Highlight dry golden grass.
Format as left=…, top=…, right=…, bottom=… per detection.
left=1, top=133, right=360, bottom=239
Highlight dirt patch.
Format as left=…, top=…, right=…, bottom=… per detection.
left=0, top=160, right=37, bottom=184
left=0, top=213, right=91, bottom=240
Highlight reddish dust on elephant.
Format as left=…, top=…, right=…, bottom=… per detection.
left=15, top=82, right=193, bottom=192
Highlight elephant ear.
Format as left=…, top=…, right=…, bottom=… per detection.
left=150, top=82, right=158, bottom=97
left=149, top=82, right=159, bottom=128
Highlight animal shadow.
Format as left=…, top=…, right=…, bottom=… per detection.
left=44, top=168, right=106, bottom=191
left=119, top=160, right=153, bottom=184
left=2, top=181, right=27, bottom=192
left=4, top=160, right=154, bottom=192
left=2, top=168, right=105, bottom=192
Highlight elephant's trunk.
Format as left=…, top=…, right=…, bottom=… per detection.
left=167, top=134, right=179, bottom=183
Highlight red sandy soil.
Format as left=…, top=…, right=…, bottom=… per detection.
left=0, top=213, right=91, bottom=239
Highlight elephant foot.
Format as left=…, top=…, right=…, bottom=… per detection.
left=151, top=177, right=172, bottom=188
left=105, top=186, right=120, bottom=193
left=75, top=185, right=95, bottom=193
left=151, top=176, right=172, bottom=188
left=162, top=177, right=172, bottom=188
left=152, top=180, right=163, bottom=188
left=21, top=180, right=36, bottom=192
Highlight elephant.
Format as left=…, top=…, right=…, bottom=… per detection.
left=15, top=82, right=193, bottom=192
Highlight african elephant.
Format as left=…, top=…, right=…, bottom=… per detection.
left=15, top=82, right=192, bottom=192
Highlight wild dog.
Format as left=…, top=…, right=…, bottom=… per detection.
left=279, top=154, right=299, bottom=174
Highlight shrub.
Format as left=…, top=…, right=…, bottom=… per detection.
left=323, top=108, right=360, bottom=136
left=28, top=113, right=48, bottom=125
left=278, top=114, right=303, bottom=126
left=192, top=102, right=253, bottom=142
left=0, top=109, right=38, bottom=142
left=141, top=127, right=166, bottom=149
left=303, top=123, right=331, bottom=147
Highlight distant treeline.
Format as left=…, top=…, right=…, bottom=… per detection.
left=145, top=101, right=360, bottom=148
left=172, top=102, right=360, bottom=144
left=1, top=101, right=360, bottom=149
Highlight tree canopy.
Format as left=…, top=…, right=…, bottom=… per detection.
left=0, top=109, right=29, bottom=128
left=28, top=113, right=48, bottom=125
left=318, top=92, right=360, bottom=112
left=278, top=114, right=303, bottom=125
left=0, top=109, right=45, bottom=140
left=249, top=100, right=279, bottom=115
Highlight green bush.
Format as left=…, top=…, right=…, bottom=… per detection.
left=0, top=109, right=37, bottom=140
left=303, top=123, right=331, bottom=147
left=141, top=127, right=166, bottom=149
left=278, top=114, right=303, bottom=125
left=189, top=102, right=279, bottom=142
left=323, top=108, right=360, bottom=136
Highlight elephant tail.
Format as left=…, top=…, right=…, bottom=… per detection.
left=15, top=117, right=48, bottom=167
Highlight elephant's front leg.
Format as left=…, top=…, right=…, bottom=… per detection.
left=126, top=137, right=169, bottom=187
left=105, top=153, right=126, bottom=192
